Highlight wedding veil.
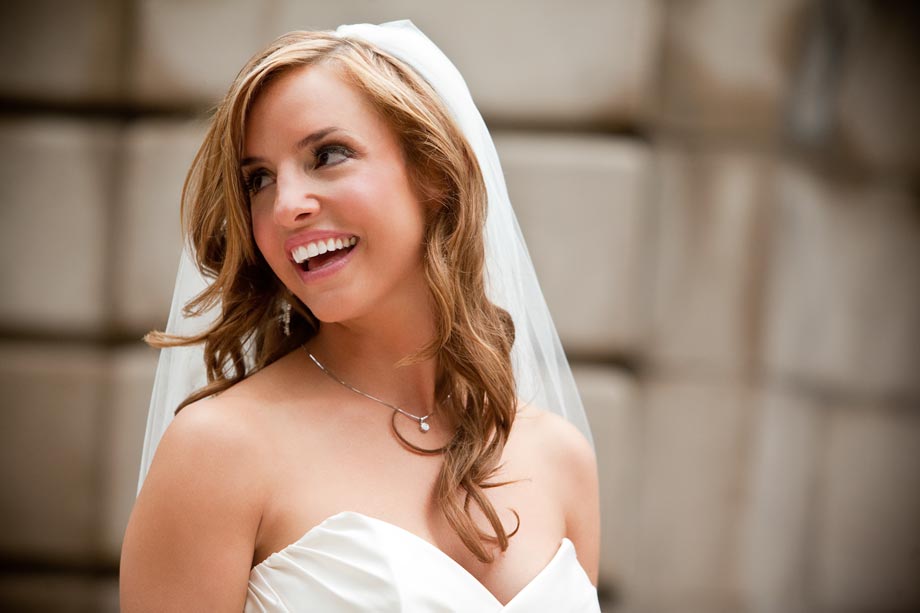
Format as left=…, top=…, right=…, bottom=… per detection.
left=137, top=20, right=593, bottom=493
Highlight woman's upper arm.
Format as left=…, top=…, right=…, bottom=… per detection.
left=555, top=419, right=601, bottom=586
left=120, top=398, right=267, bottom=612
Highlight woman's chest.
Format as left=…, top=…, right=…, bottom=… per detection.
left=251, top=426, right=566, bottom=602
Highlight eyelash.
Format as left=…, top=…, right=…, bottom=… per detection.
left=314, top=144, right=353, bottom=168
left=242, top=169, right=271, bottom=196
left=242, top=143, right=355, bottom=196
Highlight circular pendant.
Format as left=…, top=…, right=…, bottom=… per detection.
left=419, top=420, right=431, bottom=433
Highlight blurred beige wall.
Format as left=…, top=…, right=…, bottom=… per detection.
left=1, top=1, right=918, bottom=612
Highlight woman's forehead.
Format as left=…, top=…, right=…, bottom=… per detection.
left=249, top=64, right=365, bottom=124
left=243, top=63, right=389, bottom=154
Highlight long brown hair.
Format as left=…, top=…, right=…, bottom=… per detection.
left=147, top=31, right=519, bottom=562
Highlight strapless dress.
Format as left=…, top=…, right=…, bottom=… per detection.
left=245, top=511, right=600, bottom=612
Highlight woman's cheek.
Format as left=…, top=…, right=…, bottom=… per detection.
left=251, top=220, right=281, bottom=275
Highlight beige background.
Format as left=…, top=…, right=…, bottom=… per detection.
left=1, top=1, right=918, bottom=611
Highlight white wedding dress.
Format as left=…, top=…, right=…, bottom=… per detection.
left=245, top=511, right=601, bottom=612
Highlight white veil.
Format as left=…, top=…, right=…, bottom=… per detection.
left=137, top=20, right=592, bottom=494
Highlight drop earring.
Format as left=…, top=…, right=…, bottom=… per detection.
left=279, top=299, right=291, bottom=336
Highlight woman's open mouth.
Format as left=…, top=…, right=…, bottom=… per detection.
left=291, top=236, right=358, bottom=272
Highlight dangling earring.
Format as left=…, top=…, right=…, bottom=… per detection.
left=279, top=299, right=291, bottom=336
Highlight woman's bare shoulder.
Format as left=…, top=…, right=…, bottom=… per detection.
left=514, top=404, right=595, bottom=466
left=139, top=350, right=314, bottom=501
left=147, top=353, right=304, bottom=487
left=159, top=391, right=267, bottom=465
left=121, top=393, right=271, bottom=610
left=513, top=402, right=600, bottom=583
left=511, top=403, right=597, bottom=510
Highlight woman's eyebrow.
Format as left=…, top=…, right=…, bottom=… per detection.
left=240, top=126, right=345, bottom=167
left=295, top=126, right=344, bottom=150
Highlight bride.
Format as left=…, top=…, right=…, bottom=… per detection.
left=120, top=21, right=600, bottom=612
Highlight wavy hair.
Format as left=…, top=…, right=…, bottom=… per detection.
left=146, top=31, right=520, bottom=562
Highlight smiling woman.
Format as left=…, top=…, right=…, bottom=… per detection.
left=119, top=20, right=600, bottom=612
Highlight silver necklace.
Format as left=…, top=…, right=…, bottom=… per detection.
left=306, top=350, right=434, bottom=433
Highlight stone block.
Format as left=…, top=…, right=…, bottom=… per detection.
left=764, top=163, right=920, bottom=398
left=113, top=120, right=207, bottom=333
left=98, top=345, right=159, bottom=563
left=0, top=574, right=119, bottom=613
left=572, top=365, right=641, bottom=598
left=657, top=0, right=808, bottom=139
left=495, top=133, right=651, bottom=356
left=833, top=4, right=920, bottom=175
left=815, top=407, right=920, bottom=610
left=649, top=146, right=773, bottom=377
left=134, top=0, right=663, bottom=124
left=743, top=388, right=824, bottom=613
left=0, top=118, right=115, bottom=334
left=97, top=577, right=121, bottom=613
left=0, top=0, right=124, bottom=102
left=633, top=377, right=760, bottom=611
left=130, top=0, right=280, bottom=105
left=278, top=0, right=664, bottom=126
left=0, top=343, right=106, bottom=562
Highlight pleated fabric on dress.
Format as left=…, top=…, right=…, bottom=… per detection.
left=245, top=511, right=600, bottom=612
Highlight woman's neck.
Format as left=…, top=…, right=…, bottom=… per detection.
left=305, top=294, right=440, bottom=413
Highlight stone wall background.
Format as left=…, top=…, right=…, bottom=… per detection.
left=1, top=1, right=918, bottom=611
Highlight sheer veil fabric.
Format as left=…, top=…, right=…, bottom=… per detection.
left=136, top=20, right=593, bottom=493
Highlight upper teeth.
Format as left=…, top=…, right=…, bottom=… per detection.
left=291, top=236, right=357, bottom=263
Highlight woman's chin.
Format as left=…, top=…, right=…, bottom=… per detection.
left=301, top=301, right=362, bottom=327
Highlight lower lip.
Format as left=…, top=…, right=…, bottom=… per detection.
left=295, top=244, right=358, bottom=284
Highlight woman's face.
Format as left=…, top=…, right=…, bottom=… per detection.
left=242, top=63, right=429, bottom=325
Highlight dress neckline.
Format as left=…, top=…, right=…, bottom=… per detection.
left=251, top=510, right=576, bottom=607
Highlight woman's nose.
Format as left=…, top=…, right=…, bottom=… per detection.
left=273, top=172, right=321, bottom=225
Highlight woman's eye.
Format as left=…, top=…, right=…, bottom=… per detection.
left=245, top=171, right=273, bottom=195
left=315, top=145, right=352, bottom=168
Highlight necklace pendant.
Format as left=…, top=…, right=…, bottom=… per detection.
left=419, top=419, right=431, bottom=433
